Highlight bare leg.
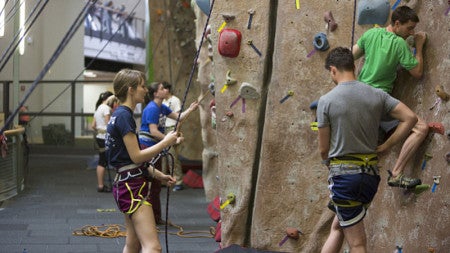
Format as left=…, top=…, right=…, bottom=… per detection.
left=131, top=204, right=162, bottom=253
left=123, top=213, right=141, bottom=253
left=96, top=165, right=105, bottom=188
left=342, top=220, right=367, bottom=253
left=321, top=216, right=344, bottom=253
left=391, top=117, right=428, bottom=177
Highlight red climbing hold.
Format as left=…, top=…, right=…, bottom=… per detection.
left=218, top=29, right=242, bottom=58
left=428, top=122, right=445, bottom=135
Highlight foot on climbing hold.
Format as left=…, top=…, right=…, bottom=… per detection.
left=387, top=171, right=421, bottom=189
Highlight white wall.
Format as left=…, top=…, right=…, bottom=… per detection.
left=0, top=0, right=146, bottom=142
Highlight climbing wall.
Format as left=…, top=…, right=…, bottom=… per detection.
left=193, top=0, right=450, bottom=252
left=148, top=0, right=202, bottom=160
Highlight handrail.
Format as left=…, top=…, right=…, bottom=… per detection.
left=4, top=127, right=25, bottom=136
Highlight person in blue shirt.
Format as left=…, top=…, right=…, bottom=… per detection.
left=139, top=81, right=198, bottom=224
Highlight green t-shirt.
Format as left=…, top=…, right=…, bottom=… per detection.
left=357, top=28, right=418, bottom=93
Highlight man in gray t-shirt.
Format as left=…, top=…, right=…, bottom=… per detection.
left=317, top=47, right=417, bottom=252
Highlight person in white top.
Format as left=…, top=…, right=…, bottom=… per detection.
left=162, top=82, right=184, bottom=191
left=92, top=91, right=114, bottom=192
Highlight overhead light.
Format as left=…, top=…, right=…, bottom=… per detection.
left=83, top=70, right=97, bottom=78
left=0, top=0, right=5, bottom=37
left=19, top=0, right=25, bottom=55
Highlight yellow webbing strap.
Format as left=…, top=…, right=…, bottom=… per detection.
left=331, top=199, right=370, bottom=208
left=330, top=153, right=377, bottom=166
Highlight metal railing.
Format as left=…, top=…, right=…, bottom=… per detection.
left=0, top=127, right=25, bottom=202
left=1, top=79, right=113, bottom=143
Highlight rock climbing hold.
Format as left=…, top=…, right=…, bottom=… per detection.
left=309, top=100, right=319, bottom=110
left=323, top=11, right=338, bottom=32
left=428, top=122, right=445, bottom=135
left=395, top=245, right=403, bottom=253
left=222, top=14, right=235, bottom=23
left=247, top=9, right=255, bottom=29
left=247, top=40, right=262, bottom=57
left=218, top=29, right=242, bottom=58
left=195, top=0, right=211, bottom=15
left=391, top=0, right=401, bottom=10
left=280, top=91, right=294, bottom=104
left=217, top=15, right=236, bottom=33
left=230, top=95, right=246, bottom=113
left=357, top=0, right=390, bottom=25
left=208, top=82, right=215, bottom=96
left=431, top=176, right=441, bottom=193
left=313, top=32, right=329, bottom=51
left=225, top=111, right=234, bottom=118
left=221, top=70, right=237, bottom=93
left=414, top=184, right=430, bottom=195
left=219, top=193, right=236, bottom=209
left=286, top=227, right=302, bottom=239
left=421, top=153, right=433, bottom=170
left=238, top=82, right=260, bottom=99
left=278, top=228, right=302, bottom=247
left=435, top=84, right=449, bottom=101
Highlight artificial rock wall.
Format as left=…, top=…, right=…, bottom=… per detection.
left=192, top=0, right=450, bottom=252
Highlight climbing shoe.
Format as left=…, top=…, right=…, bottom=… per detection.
left=387, top=171, right=421, bottom=189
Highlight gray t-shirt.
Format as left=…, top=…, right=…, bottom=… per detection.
left=317, top=80, right=399, bottom=158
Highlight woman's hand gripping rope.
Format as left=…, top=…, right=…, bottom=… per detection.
left=147, top=164, right=177, bottom=187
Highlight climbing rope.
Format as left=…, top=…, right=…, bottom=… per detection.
left=72, top=222, right=214, bottom=239
left=158, top=2, right=216, bottom=252
left=72, top=224, right=127, bottom=238
left=350, top=0, right=357, bottom=48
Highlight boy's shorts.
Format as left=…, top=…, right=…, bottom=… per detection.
left=328, top=168, right=380, bottom=227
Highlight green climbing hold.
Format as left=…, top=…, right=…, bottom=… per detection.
left=414, top=184, right=431, bottom=195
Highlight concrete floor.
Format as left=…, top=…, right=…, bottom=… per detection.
left=0, top=145, right=219, bottom=253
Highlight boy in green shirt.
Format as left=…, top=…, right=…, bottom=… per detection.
left=352, top=6, right=428, bottom=189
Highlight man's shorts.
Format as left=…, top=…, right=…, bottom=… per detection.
left=113, top=175, right=152, bottom=215
left=328, top=167, right=380, bottom=227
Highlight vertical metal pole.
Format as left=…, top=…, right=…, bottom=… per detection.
left=12, top=1, right=20, bottom=127
left=145, top=0, right=154, bottom=82
left=3, top=81, right=10, bottom=120
left=70, top=81, right=75, bottom=144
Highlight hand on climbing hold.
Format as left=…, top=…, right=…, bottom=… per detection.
left=414, top=32, right=427, bottom=49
